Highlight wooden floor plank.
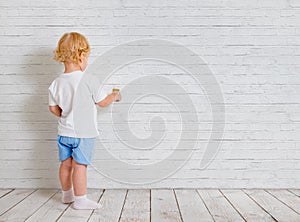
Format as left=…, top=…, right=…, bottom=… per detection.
left=175, top=189, right=213, bottom=222
left=119, top=189, right=150, bottom=222
left=221, top=189, right=275, bottom=222
left=151, top=189, right=182, bottom=222
left=244, top=189, right=300, bottom=222
left=0, top=189, right=35, bottom=216
left=266, top=189, right=300, bottom=214
left=289, top=189, right=300, bottom=197
left=25, top=190, right=71, bottom=222
left=0, top=189, right=57, bottom=222
left=197, top=189, right=245, bottom=222
left=0, top=189, right=12, bottom=198
left=88, top=189, right=127, bottom=222
left=1, top=188, right=300, bottom=221
left=58, top=189, right=103, bottom=222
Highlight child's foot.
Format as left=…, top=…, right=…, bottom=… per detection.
left=73, top=195, right=101, bottom=210
left=62, top=189, right=74, bottom=204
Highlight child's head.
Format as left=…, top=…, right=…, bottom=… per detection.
left=54, top=32, right=90, bottom=69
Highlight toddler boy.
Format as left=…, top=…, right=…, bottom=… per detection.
left=48, top=32, right=121, bottom=210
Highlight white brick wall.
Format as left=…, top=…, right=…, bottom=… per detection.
left=1, top=0, right=300, bottom=188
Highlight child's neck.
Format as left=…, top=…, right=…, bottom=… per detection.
left=64, top=62, right=82, bottom=74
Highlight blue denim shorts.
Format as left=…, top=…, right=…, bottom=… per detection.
left=57, top=136, right=96, bottom=165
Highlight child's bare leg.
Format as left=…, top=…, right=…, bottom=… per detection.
left=72, top=159, right=100, bottom=210
left=72, top=160, right=87, bottom=196
left=59, top=157, right=73, bottom=190
left=59, top=157, right=74, bottom=203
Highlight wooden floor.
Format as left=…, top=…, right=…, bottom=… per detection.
left=1, top=189, right=300, bottom=222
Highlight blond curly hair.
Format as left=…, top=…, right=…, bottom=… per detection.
left=54, top=32, right=90, bottom=64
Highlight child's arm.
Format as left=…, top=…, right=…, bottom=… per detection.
left=97, top=92, right=120, bottom=107
left=49, top=105, right=62, bottom=117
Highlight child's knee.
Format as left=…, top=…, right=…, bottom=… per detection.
left=61, top=157, right=73, bottom=169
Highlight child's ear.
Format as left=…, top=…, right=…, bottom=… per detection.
left=78, top=52, right=85, bottom=63
left=79, top=52, right=88, bottom=62
left=79, top=53, right=83, bottom=60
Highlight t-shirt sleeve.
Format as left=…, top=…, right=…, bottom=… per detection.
left=48, top=82, right=58, bottom=106
left=93, top=85, right=111, bottom=103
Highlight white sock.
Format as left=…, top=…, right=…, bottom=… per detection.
left=62, top=188, right=74, bottom=204
left=73, top=195, right=101, bottom=210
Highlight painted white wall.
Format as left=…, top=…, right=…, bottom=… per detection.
left=1, top=0, right=300, bottom=189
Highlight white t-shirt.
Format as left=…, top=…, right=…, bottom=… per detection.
left=48, top=71, right=109, bottom=138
